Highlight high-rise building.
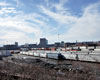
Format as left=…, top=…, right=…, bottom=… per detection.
left=15, top=42, right=18, bottom=47
left=39, top=38, right=48, bottom=47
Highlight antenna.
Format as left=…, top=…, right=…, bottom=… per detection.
left=58, top=33, right=60, bottom=42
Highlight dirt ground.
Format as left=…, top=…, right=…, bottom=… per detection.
left=0, top=57, right=100, bottom=80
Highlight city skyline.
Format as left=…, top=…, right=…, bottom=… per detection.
left=1, top=38, right=100, bottom=47
left=0, top=0, right=100, bottom=45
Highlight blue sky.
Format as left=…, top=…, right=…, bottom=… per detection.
left=0, top=0, right=100, bottom=45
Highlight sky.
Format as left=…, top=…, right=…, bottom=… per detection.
left=0, top=0, right=100, bottom=45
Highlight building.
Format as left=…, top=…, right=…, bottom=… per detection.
left=3, top=42, right=19, bottom=50
left=65, top=42, right=76, bottom=47
left=39, top=38, right=48, bottom=48
left=15, top=42, right=18, bottom=47
left=54, top=42, right=61, bottom=47
left=47, top=44, right=55, bottom=48
left=60, top=41, right=65, bottom=47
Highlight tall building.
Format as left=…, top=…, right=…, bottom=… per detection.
left=39, top=38, right=48, bottom=47
left=15, top=42, right=18, bottom=47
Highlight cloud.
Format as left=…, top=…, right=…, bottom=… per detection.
left=0, top=17, right=42, bottom=45
left=0, top=7, right=16, bottom=14
left=40, top=5, right=78, bottom=25
left=40, top=0, right=76, bottom=23
left=0, top=2, right=10, bottom=6
left=0, top=1, right=45, bottom=45
left=0, top=15, right=42, bottom=33
left=54, top=0, right=69, bottom=14
left=0, top=0, right=100, bottom=45
left=64, top=2, right=100, bottom=41
left=0, top=30, right=34, bottom=45
left=40, top=1, right=100, bottom=42
left=14, top=0, right=24, bottom=7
